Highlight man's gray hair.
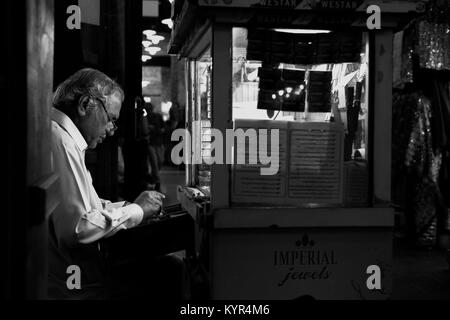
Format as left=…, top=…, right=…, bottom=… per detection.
left=53, top=68, right=124, bottom=114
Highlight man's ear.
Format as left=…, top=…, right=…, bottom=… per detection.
left=77, top=96, right=90, bottom=117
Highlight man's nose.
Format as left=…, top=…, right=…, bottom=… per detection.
left=106, top=124, right=115, bottom=136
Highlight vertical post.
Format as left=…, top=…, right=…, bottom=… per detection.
left=122, top=0, right=144, bottom=200
left=185, top=59, right=191, bottom=186
left=26, top=0, right=56, bottom=299
left=4, top=0, right=27, bottom=300
left=211, top=24, right=232, bottom=208
left=4, top=0, right=55, bottom=299
left=372, top=30, right=393, bottom=204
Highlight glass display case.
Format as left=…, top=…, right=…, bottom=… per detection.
left=183, top=26, right=372, bottom=208
left=230, top=27, right=370, bottom=207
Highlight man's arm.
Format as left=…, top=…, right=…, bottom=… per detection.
left=76, top=193, right=164, bottom=244
left=74, top=203, right=144, bottom=244
left=51, top=137, right=162, bottom=247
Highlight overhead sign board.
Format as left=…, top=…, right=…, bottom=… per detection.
left=198, top=0, right=427, bottom=13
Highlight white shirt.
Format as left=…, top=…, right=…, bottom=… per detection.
left=48, top=108, right=143, bottom=299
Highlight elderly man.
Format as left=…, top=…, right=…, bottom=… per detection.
left=49, top=68, right=164, bottom=299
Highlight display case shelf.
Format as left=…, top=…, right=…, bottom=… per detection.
left=213, top=207, right=394, bottom=229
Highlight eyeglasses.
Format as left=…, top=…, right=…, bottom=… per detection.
left=94, top=97, right=118, bottom=132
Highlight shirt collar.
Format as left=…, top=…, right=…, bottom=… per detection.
left=52, top=108, right=88, bottom=152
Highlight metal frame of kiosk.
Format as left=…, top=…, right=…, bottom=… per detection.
left=169, top=0, right=424, bottom=300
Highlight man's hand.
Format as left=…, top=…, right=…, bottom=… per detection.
left=133, top=191, right=165, bottom=221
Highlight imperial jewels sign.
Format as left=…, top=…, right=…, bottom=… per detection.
left=274, top=234, right=338, bottom=287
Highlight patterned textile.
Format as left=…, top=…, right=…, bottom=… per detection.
left=393, top=93, right=443, bottom=247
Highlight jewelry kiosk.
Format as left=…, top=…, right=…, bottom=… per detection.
left=169, top=0, right=424, bottom=299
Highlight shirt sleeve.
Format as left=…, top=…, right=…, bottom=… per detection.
left=100, top=199, right=111, bottom=209
left=51, top=129, right=144, bottom=248
left=75, top=203, right=144, bottom=244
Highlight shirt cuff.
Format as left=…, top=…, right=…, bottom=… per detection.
left=122, top=203, right=144, bottom=227
left=100, top=199, right=112, bottom=209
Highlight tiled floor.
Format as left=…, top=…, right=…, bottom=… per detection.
left=160, top=168, right=450, bottom=300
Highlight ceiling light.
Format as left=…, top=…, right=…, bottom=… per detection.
left=162, top=18, right=174, bottom=29
left=142, top=81, right=150, bottom=87
left=148, top=35, right=165, bottom=45
left=143, top=30, right=156, bottom=38
left=144, top=97, right=152, bottom=103
left=142, top=55, right=152, bottom=62
left=145, top=47, right=161, bottom=55
left=142, top=40, right=152, bottom=47
left=273, top=28, right=331, bottom=34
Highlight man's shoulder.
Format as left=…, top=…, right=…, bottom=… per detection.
left=51, top=120, right=77, bottom=152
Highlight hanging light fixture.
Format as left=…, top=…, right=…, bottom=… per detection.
left=145, top=47, right=161, bottom=55
left=143, top=30, right=156, bottom=39
left=162, top=18, right=174, bottom=29
left=148, top=34, right=165, bottom=45
left=142, top=40, right=152, bottom=47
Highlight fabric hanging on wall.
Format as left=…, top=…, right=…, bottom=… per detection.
left=392, top=0, right=450, bottom=240
left=393, top=93, right=443, bottom=247
left=394, top=1, right=450, bottom=89
left=429, top=76, right=450, bottom=150
left=416, top=71, right=450, bottom=210
left=417, top=19, right=450, bottom=71
left=431, top=79, right=450, bottom=209
left=393, top=27, right=415, bottom=89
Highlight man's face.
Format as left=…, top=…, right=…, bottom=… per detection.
left=79, top=92, right=122, bottom=149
